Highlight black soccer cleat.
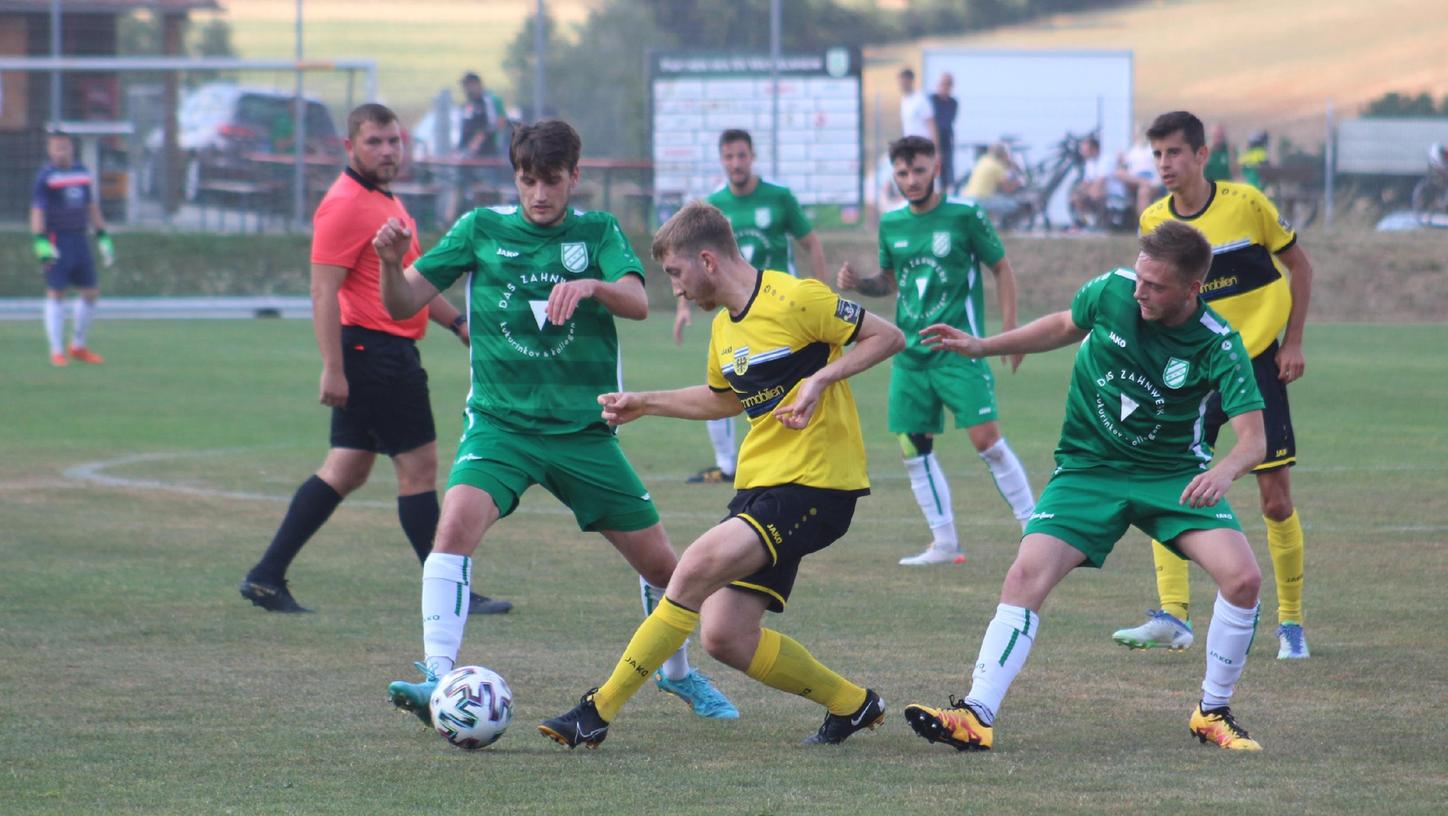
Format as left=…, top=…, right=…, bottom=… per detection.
left=239, top=576, right=312, bottom=613
left=686, top=466, right=734, bottom=484
left=803, top=688, right=886, bottom=745
left=468, top=592, right=513, bottom=615
left=538, top=688, right=610, bottom=749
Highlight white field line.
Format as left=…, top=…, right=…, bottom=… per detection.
left=42, top=449, right=1448, bottom=534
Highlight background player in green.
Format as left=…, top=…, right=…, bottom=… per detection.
left=675, top=128, right=828, bottom=485
left=838, top=135, right=1035, bottom=566
left=903, top=221, right=1269, bottom=753
left=372, top=119, right=737, bottom=725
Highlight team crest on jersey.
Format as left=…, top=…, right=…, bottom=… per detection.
left=754, top=207, right=772, bottom=229
left=931, top=231, right=951, bottom=258
left=1163, top=357, right=1190, bottom=389
left=732, top=346, right=751, bottom=376
left=561, top=242, right=588, bottom=274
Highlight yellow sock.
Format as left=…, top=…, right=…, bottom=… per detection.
left=1266, top=511, right=1305, bottom=624
left=593, top=597, right=698, bottom=722
left=746, top=628, right=866, bottom=716
left=1152, top=539, right=1191, bottom=621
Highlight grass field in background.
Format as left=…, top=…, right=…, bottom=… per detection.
left=2, top=317, right=1446, bottom=814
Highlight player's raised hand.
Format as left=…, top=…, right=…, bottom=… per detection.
left=371, top=218, right=412, bottom=266
left=920, top=323, right=986, bottom=358
left=772, top=375, right=825, bottom=430
left=598, top=391, right=646, bottom=426
left=546, top=279, right=598, bottom=326
left=673, top=297, right=692, bottom=346
left=1180, top=467, right=1232, bottom=508
left=836, top=261, right=859, bottom=291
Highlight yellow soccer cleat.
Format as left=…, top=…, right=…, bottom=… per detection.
left=904, top=698, right=993, bottom=751
left=1189, top=704, right=1262, bottom=751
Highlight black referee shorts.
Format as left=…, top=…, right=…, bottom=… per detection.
left=725, top=483, right=864, bottom=613
left=331, top=325, right=436, bottom=456
left=1204, top=339, right=1296, bottom=472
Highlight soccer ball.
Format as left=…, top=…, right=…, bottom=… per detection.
left=429, top=665, right=513, bottom=750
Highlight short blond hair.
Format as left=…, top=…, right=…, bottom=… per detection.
left=651, top=200, right=741, bottom=262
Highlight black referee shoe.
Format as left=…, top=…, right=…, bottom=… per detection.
left=239, top=576, right=312, bottom=613
left=468, top=592, right=513, bottom=615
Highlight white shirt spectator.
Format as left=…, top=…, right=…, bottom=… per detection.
left=900, top=91, right=933, bottom=139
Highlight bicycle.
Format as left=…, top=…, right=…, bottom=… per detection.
left=1410, top=142, right=1448, bottom=226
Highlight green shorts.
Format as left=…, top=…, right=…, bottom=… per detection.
left=1023, top=466, right=1243, bottom=567
left=888, top=359, right=998, bottom=434
left=448, top=418, right=659, bottom=533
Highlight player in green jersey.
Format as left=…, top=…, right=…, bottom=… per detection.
left=838, top=135, right=1035, bottom=566
left=372, top=120, right=737, bottom=726
left=903, top=220, right=1269, bottom=752
left=676, top=129, right=829, bottom=485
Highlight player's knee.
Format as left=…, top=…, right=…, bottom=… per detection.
left=899, top=433, right=933, bottom=458
left=1260, top=491, right=1294, bottom=522
left=971, top=425, right=1003, bottom=454
left=1220, top=563, right=1261, bottom=607
left=698, top=626, right=752, bottom=670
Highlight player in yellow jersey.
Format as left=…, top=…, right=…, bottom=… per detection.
left=539, top=201, right=905, bottom=749
left=1113, top=111, right=1316, bottom=660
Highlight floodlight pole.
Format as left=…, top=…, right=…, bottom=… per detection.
left=769, top=0, right=780, bottom=180
left=534, top=0, right=546, bottom=121
left=293, top=0, right=307, bottom=228
left=49, top=0, right=61, bottom=122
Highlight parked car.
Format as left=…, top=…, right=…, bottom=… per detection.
left=143, top=82, right=342, bottom=201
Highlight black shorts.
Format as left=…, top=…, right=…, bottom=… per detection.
left=725, top=484, right=863, bottom=613
left=1205, top=340, right=1295, bottom=472
left=330, top=325, right=436, bottom=456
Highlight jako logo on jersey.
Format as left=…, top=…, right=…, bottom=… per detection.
left=732, top=346, right=750, bottom=375
left=1108, top=331, right=1127, bottom=347
left=931, top=231, right=951, bottom=258
left=1030, top=512, right=1056, bottom=520
left=561, top=242, right=588, bottom=273
left=496, top=247, right=519, bottom=258
left=1163, top=357, right=1190, bottom=389
left=755, top=207, right=772, bottom=228
left=893, top=240, right=908, bottom=248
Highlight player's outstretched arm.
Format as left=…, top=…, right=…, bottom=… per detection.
left=988, top=256, right=1024, bottom=372
left=800, top=232, right=828, bottom=281
left=922, top=309, right=1084, bottom=359
left=599, top=386, right=742, bottom=425
left=374, top=217, right=440, bottom=319
left=1180, top=410, right=1266, bottom=508
left=547, top=272, right=648, bottom=325
left=773, top=312, right=904, bottom=430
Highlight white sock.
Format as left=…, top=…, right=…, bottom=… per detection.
left=964, top=603, right=1039, bottom=724
left=44, top=299, right=65, bottom=355
left=904, top=453, right=957, bottom=550
left=421, top=553, right=470, bottom=676
left=72, top=298, right=95, bottom=348
left=1201, top=592, right=1259, bottom=709
left=980, top=438, right=1035, bottom=525
left=706, top=418, right=736, bottom=474
left=641, top=576, right=692, bottom=681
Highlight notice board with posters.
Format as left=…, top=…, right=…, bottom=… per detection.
left=650, top=48, right=863, bottom=228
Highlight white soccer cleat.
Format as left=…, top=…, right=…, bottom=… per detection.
left=1276, top=622, right=1310, bottom=659
left=1112, top=609, right=1194, bottom=650
left=899, top=544, right=966, bottom=566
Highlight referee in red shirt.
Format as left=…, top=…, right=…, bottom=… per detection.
left=240, top=103, right=510, bottom=615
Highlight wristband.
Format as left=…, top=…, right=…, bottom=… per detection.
left=450, top=314, right=468, bottom=334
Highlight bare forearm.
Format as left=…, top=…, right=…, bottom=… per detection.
left=379, top=259, right=429, bottom=319
left=641, top=385, right=742, bottom=420
left=815, top=330, right=902, bottom=387
left=855, top=273, right=895, bottom=297
left=88, top=202, right=107, bottom=233
left=803, top=234, right=827, bottom=281
left=426, top=295, right=461, bottom=327
left=992, top=259, right=1019, bottom=329
left=1281, top=254, right=1313, bottom=347
left=310, top=290, right=344, bottom=371
left=1217, top=413, right=1267, bottom=479
left=29, top=208, right=43, bottom=233
left=592, top=275, right=649, bottom=320
left=979, top=311, right=1083, bottom=356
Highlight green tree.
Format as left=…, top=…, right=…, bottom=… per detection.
left=1362, top=91, right=1446, bottom=118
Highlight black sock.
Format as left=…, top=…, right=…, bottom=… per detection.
left=249, top=475, right=343, bottom=582
left=397, top=490, right=439, bottom=565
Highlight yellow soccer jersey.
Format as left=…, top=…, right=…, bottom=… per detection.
left=1140, top=181, right=1297, bottom=357
left=707, top=270, right=869, bottom=492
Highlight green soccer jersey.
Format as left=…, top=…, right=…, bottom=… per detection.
left=1056, top=269, right=1264, bottom=473
left=877, top=197, right=1005, bottom=369
left=706, top=180, right=812, bottom=274
left=413, top=205, right=644, bottom=435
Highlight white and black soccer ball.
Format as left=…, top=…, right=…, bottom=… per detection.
left=429, top=665, right=513, bottom=750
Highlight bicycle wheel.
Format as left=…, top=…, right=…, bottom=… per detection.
left=1411, top=176, right=1448, bottom=225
